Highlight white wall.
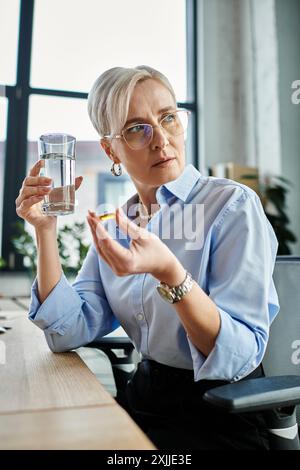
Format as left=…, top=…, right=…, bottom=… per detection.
left=198, top=0, right=281, bottom=175
left=275, top=0, right=300, bottom=254
left=198, top=0, right=242, bottom=170
left=198, top=0, right=300, bottom=253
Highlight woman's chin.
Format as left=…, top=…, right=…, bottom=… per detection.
left=152, top=159, right=183, bottom=182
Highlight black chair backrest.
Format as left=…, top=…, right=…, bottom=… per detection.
left=263, top=256, right=300, bottom=377
left=262, top=256, right=300, bottom=424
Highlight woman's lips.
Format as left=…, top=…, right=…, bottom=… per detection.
left=152, top=157, right=176, bottom=167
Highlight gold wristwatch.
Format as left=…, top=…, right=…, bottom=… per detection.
left=156, top=271, right=194, bottom=304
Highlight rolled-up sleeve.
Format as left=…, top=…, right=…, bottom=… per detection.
left=28, top=244, right=119, bottom=352
left=188, top=188, right=279, bottom=382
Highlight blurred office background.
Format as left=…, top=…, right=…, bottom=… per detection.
left=0, top=0, right=300, bottom=280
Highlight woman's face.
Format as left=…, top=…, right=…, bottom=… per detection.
left=102, top=79, right=186, bottom=189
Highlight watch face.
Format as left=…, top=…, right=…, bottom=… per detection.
left=156, top=285, right=174, bottom=303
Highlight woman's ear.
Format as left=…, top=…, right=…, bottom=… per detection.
left=100, top=139, right=120, bottom=163
left=100, top=138, right=111, bottom=157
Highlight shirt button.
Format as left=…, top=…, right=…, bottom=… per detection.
left=137, top=313, right=144, bottom=321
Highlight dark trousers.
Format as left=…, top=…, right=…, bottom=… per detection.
left=119, top=359, right=269, bottom=450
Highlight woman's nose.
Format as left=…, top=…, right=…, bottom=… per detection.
left=151, top=125, right=169, bottom=150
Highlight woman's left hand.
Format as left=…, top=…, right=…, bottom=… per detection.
left=86, top=207, right=186, bottom=285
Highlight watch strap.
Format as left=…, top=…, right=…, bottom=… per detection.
left=157, top=271, right=194, bottom=303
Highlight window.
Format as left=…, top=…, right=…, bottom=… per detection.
left=1, top=0, right=197, bottom=271
left=30, top=0, right=187, bottom=101
left=27, top=95, right=99, bottom=142
left=0, top=0, right=20, bottom=86
left=27, top=95, right=111, bottom=242
left=0, top=97, right=8, bottom=256
left=97, top=173, right=135, bottom=209
left=27, top=95, right=136, bottom=242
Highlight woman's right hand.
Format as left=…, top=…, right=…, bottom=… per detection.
left=16, top=160, right=83, bottom=231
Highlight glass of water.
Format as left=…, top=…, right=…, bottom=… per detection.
left=38, top=133, right=76, bottom=216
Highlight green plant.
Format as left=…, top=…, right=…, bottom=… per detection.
left=243, top=174, right=297, bottom=255
left=11, top=222, right=37, bottom=278
left=56, top=222, right=90, bottom=277
left=11, top=221, right=90, bottom=279
left=261, top=176, right=297, bottom=255
left=0, top=257, right=6, bottom=270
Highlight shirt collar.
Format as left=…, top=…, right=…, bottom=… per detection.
left=160, top=164, right=201, bottom=203
left=123, top=164, right=201, bottom=219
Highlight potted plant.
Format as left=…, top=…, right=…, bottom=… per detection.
left=11, top=221, right=90, bottom=280
left=242, top=174, right=297, bottom=255
left=261, top=176, right=297, bottom=255
left=0, top=257, right=6, bottom=270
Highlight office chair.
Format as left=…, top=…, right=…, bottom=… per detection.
left=89, top=256, right=300, bottom=450
left=204, top=256, right=300, bottom=450
left=87, top=336, right=139, bottom=408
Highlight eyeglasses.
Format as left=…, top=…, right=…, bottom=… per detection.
left=104, top=109, right=190, bottom=150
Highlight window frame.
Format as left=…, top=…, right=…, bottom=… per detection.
left=1, top=0, right=198, bottom=271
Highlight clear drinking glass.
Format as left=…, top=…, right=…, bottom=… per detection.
left=38, top=133, right=76, bottom=215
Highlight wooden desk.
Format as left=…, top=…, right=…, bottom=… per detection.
left=0, top=307, right=155, bottom=450
left=0, top=312, right=115, bottom=413
left=0, top=407, right=154, bottom=450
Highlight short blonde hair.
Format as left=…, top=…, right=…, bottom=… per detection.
left=87, top=65, right=176, bottom=138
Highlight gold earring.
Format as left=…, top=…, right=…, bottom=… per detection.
left=111, top=162, right=122, bottom=177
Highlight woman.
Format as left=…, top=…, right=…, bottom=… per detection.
left=16, top=66, right=279, bottom=450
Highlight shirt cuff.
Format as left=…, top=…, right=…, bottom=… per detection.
left=187, top=307, right=258, bottom=382
left=28, top=273, right=83, bottom=334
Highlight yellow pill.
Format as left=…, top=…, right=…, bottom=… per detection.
left=98, top=212, right=116, bottom=222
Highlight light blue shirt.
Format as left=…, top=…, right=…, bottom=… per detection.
left=28, top=164, right=279, bottom=382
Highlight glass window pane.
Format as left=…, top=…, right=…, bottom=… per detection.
left=0, top=0, right=20, bottom=86
left=31, top=0, right=187, bottom=101
left=27, top=94, right=100, bottom=142
left=27, top=95, right=135, bottom=246
left=0, top=96, right=8, bottom=256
